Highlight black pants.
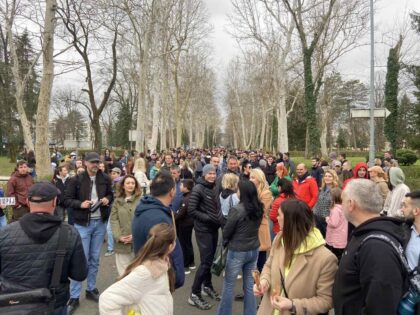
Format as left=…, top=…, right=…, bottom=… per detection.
left=257, top=251, right=267, bottom=272
left=177, top=223, right=195, bottom=268
left=191, top=230, right=218, bottom=295
left=315, top=215, right=327, bottom=238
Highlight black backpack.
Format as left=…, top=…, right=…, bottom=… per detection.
left=0, top=225, right=68, bottom=314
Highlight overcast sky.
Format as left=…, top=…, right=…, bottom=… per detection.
left=203, top=0, right=420, bottom=85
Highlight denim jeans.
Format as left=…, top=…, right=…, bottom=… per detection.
left=0, top=215, right=7, bottom=228
left=216, top=249, right=258, bottom=315
left=70, top=219, right=106, bottom=298
left=106, top=220, right=114, bottom=251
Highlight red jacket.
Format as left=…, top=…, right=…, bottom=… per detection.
left=342, top=162, right=369, bottom=189
left=270, top=194, right=294, bottom=234
left=292, top=175, right=319, bottom=209
left=7, top=171, right=33, bottom=208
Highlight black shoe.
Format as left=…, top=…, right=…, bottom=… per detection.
left=188, top=293, right=212, bottom=310
left=202, top=286, right=221, bottom=301
left=234, top=293, right=244, bottom=301
left=86, top=288, right=100, bottom=302
left=67, top=298, right=79, bottom=315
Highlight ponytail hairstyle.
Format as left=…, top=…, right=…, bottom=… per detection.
left=119, top=223, right=176, bottom=292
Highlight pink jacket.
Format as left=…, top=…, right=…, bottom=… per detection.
left=325, top=204, right=348, bottom=249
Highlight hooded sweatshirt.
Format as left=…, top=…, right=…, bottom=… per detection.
left=219, top=189, right=239, bottom=217
left=99, top=258, right=172, bottom=315
left=132, top=196, right=184, bottom=289
left=342, top=162, right=369, bottom=189
left=384, top=167, right=410, bottom=217
left=333, top=216, right=410, bottom=315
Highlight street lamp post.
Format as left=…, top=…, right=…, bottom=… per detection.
left=368, top=0, right=375, bottom=167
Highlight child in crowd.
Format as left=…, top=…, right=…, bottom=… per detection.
left=175, top=179, right=196, bottom=274
left=99, top=223, right=176, bottom=315
left=325, top=187, right=347, bottom=261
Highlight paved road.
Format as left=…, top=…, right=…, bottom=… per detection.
left=75, top=231, right=245, bottom=315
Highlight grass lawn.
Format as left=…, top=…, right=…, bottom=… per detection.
left=293, top=156, right=420, bottom=190
left=0, top=156, right=15, bottom=177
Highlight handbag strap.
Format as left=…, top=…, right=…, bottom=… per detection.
left=50, top=224, right=68, bottom=289
left=279, top=268, right=289, bottom=299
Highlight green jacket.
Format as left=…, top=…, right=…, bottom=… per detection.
left=269, top=175, right=292, bottom=198
left=110, top=194, right=141, bottom=254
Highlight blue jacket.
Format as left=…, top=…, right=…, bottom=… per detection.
left=171, top=180, right=183, bottom=213
left=132, top=195, right=185, bottom=289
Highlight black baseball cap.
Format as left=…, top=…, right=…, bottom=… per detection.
left=28, top=182, right=61, bottom=202
left=85, top=152, right=100, bottom=162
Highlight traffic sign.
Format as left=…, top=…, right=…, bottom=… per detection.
left=350, top=108, right=391, bottom=118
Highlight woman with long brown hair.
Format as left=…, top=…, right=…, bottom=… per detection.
left=109, top=175, right=142, bottom=275
left=99, top=223, right=176, bottom=315
left=254, top=199, right=337, bottom=314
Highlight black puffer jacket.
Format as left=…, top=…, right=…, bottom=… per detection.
left=53, top=175, right=70, bottom=206
left=333, top=216, right=410, bottom=315
left=0, top=213, right=87, bottom=309
left=188, top=177, right=222, bottom=233
left=63, top=171, right=113, bottom=225
left=223, top=203, right=261, bottom=251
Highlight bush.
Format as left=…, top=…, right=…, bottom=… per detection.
left=396, top=149, right=418, bottom=166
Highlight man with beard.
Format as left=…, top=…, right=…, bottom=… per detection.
left=64, top=152, right=113, bottom=314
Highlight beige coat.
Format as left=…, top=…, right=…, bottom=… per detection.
left=258, top=235, right=338, bottom=315
left=259, top=189, right=273, bottom=251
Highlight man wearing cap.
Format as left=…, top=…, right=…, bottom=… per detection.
left=0, top=182, right=87, bottom=314
left=188, top=164, right=223, bottom=310
left=63, top=152, right=113, bottom=314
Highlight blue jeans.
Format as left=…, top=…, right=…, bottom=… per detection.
left=0, top=215, right=7, bottom=228
left=216, top=249, right=258, bottom=315
left=70, top=219, right=106, bottom=298
left=106, top=220, right=114, bottom=251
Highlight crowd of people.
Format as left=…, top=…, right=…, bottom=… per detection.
left=0, top=147, right=419, bottom=315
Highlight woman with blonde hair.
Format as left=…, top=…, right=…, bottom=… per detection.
left=368, top=166, right=389, bottom=205
left=219, top=173, right=240, bottom=218
left=250, top=168, right=273, bottom=272
left=110, top=175, right=142, bottom=275
left=133, top=157, right=150, bottom=195
left=313, top=169, right=340, bottom=238
left=99, top=224, right=176, bottom=315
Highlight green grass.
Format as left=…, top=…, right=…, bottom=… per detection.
left=293, top=156, right=419, bottom=190
left=0, top=157, right=15, bottom=177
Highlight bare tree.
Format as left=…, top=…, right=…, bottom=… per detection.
left=57, top=0, right=119, bottom=151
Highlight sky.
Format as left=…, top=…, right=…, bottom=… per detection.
left=202, top=0, right=420, bottom=86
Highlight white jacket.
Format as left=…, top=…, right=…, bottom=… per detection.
left=134, top=171, right=150, bottom=194
left=99, top=259, right=173, bottom=315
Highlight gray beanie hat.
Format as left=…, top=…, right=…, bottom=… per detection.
left=202, top=164, right=216, bottom=177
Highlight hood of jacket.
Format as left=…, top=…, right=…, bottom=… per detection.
left=389, top=167, right=405, bottom=187
left=352, top=162, right=369, bottom=179
left=297, top=172, right=310, bottom=183
left=56, top=174, right=69, bottom=182
left=196, top=177, right=215, bottom=189
left=353, top=216, right=409, bottom=246
left=134, top=195, right=170, bottom=217
left=11, top=171, right=30, bottom=179
left=143, top=258, right=170, bottom=278
left=294, top=227, right=326, bottom=254
left=19, top=213, right=62, bottom=243
left=221, top=189, right=235, bottom=199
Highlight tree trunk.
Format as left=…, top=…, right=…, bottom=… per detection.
left=303, top=49, right=320, bottom=156
left=92, top=116, right=101, bottom=152
left=35, top=0, right=57, bottom=178
left=149, top=72, right=160, bottom=151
